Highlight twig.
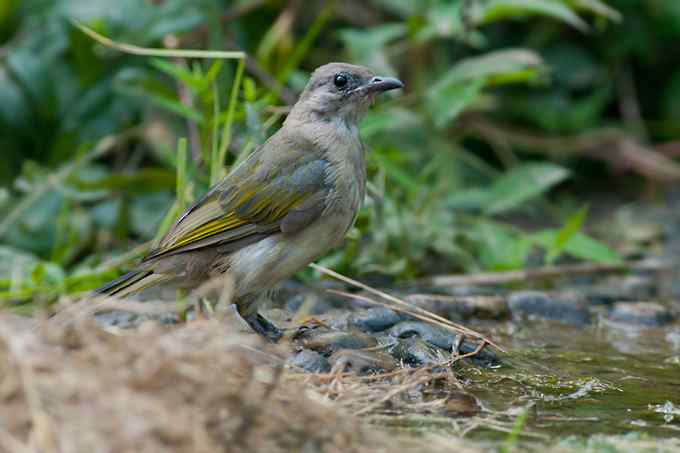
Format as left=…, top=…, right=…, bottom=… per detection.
left=309, top=263, right=504, bottom=352
left=458, top=115, right=680, bottom=182
left=353, top=375, right=431, bottom=416
left=330, top=289, right=497, bottom=354
left=418, top=259, right=667, bottom=287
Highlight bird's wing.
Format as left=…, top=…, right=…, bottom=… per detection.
left=143, top=152, right=330, bottom=261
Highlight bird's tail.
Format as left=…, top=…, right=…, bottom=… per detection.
left=93, top=270, right=165, bottom=299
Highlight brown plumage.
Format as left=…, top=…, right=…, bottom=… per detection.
left=95, top=62, right=403, bottom=341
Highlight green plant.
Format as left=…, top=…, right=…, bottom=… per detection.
left=2, top=0, right=661, bottom=307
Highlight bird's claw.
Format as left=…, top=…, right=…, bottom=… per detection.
left=245, top=312, right=283, bottom=343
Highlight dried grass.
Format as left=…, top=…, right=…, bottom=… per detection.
left=0, top=312, right=478, bottom=453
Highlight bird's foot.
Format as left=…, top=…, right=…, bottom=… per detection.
left=244, top=312, right=283, bottom=343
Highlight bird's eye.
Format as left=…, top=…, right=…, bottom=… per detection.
left=334, top=74, right=348, bottom=88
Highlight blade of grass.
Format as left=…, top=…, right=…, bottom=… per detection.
left=213, top=58, right=245, bottom=184
left=210, top=81, right=221, bottom=182
left=309, top=263, right=505, bottom=352
left=71, top=21, right=245, bottom=59
left=154, top=138, right=189, bottom=245
left=175, top=138, right=189, bottom=214
left=501, top=406, right=531, bottom=453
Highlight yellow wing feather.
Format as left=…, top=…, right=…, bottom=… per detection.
left=144, top=154, right=328, bottom=260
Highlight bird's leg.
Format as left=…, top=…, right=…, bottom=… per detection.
left=235, top=295, right=283, bottom=343
left=244, top=312, right=283, bottom=343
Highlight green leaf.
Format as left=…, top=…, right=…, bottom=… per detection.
left=531, top=231, right=621, bottom=264
left=433, top=49, right=544, bottom=88
left=427, top=49, right=544, bottom=128
left=546, top=205, right=588, bottom=264
left=338, top=24, right=407, bottom=74
left=485, top=163, right=570, bottom=214
left=150, top=58, right=204, bottom=91
left=446, top=188, right=495, bottom=211
left=361, top=107, right=422, bottom=139
left=428, top=79, right=484, bottom=129
left=473, top=222, right=533, bottom=270
left=373, top=153, right=422, bottom=195
left=475, top=0, right=589, bottom=32
left=71, top=168, right=176, bottom=194
left=567, top=0, right=622, bottom=22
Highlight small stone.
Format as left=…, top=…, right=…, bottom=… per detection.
left=443, top=286, right=500, bottom=297
left=667, top=329, right=680, bottom=350
left=608, top=302, right=674, bottom=327
left=457, top=340, right=502, bottom=369
left=620, top=276, right=658, bottom=300
left=388, top=337, right=447, bottom=367
left=95, top=311, right=141, bottom=329
left=508, top=291, right=590, bottom=325
left=95, top=311, right=179, bottom=329
left=457, top=296, right=508, bottom=319
left=387, top=321, right=457, bottom=350
left=259, top=308, right=294, bottom=327
left=348, top=307, right=402, bottom=332
left=317, top=310, right=352, bottom=330
left=406, top=294, right=508, bottom=320
left=292, top=327, right=378, bottom=356
left=329, top=349, right=398, bottom=374
left=443, top=391, right=480, bottom=416
left=286, top=350, right=331, bottom=373
left=285, top=291, right=335, bottom=315
left=597, top=275, right=658, bottom=301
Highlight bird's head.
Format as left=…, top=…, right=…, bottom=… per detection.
left=288, top=62, right=403, bottom=126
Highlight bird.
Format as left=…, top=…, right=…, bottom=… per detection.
left=94, top=62, right=403, bottom=341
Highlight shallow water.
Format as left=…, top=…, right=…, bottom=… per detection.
left=463, top=319, right=680, bottom=440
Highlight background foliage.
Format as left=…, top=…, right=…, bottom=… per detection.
left=1, top=0, right=678, bottom=303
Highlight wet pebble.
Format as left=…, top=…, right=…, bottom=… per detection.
left=286, top=349, right=331, bottom=373
left=95, top=311, right=140, bottom=329
left=95, top=311, right=179, bottom=329
left=347, top=307, right=403, bottom=332
left=387, top=321, right=456, bottom=350
left=667, top=329, right=680, bottom=350
left=508, top=291, right=590, bottom=325
left=259, top=308, right=294, bottom=327
left=406, top=294, right=508, bottom=320
left=590, top=275, right=658, bottom=304
left=455, top=295, right=508, bottom=319
left=442, top=286, right=501, bottom=297
left=443, top=391, right=480, bottom=416
left=457, top=340, right=502, bottom=369
left=389, top=337, right=446, bottom=367
left=285, top=291, right=335, bottom=315
left=608, top=302, right=674, bottom=327
left=329, top=349, right=398, bottom=374
left=292, top=327, right=378, bottom=355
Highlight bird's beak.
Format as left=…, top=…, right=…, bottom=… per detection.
left=364, top=76, right=404, bottom=94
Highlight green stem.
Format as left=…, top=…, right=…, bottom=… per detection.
left=214, top=58, right=246, bottom=184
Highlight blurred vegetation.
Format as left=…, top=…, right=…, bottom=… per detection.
left=1, top=0, right=678, bottom=304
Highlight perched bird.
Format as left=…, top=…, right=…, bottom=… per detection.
left=95, top=62, right=403, bottom=341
